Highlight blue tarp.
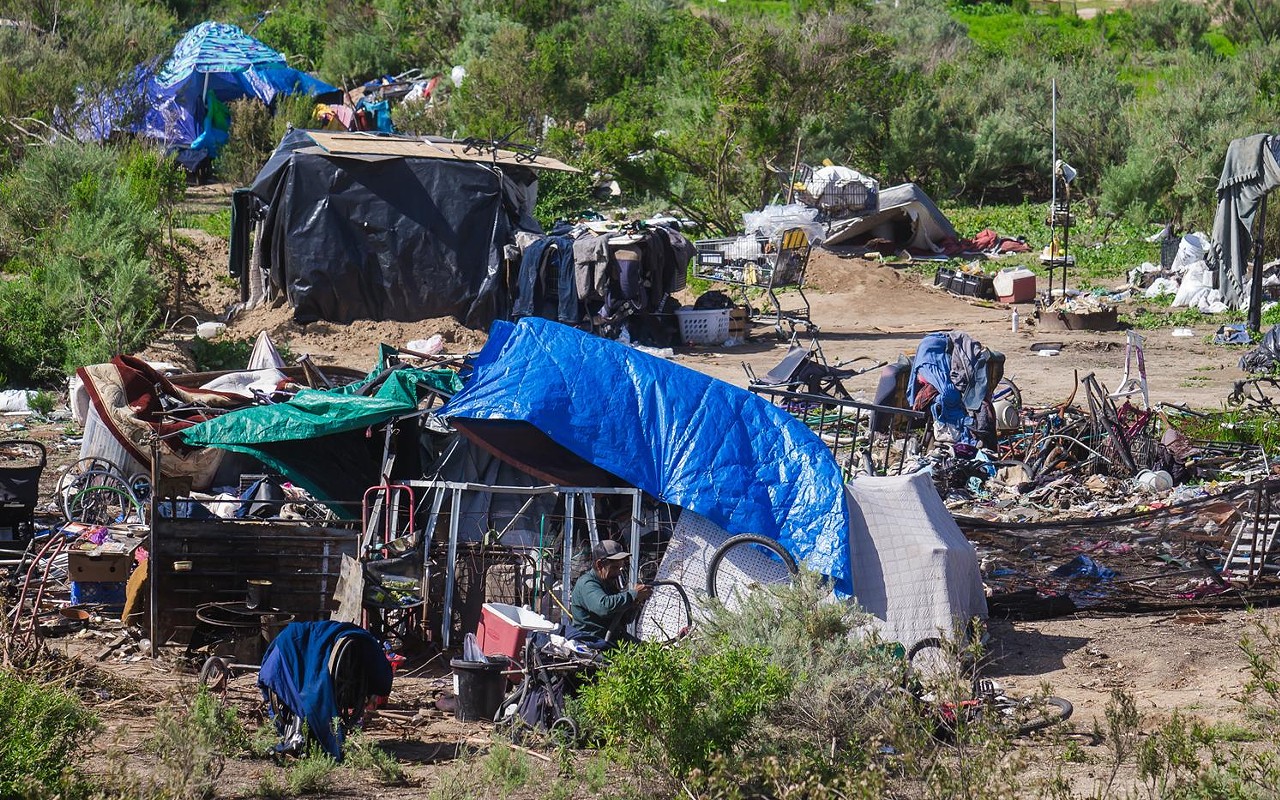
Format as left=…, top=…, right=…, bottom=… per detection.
left=76, top=22, right=339, bottom=156
left=441, top=319, right=854, bottom=594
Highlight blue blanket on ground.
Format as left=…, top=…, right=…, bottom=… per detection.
left=258, top=621, right=393, bottom=759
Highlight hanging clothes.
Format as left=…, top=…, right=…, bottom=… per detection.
left=1209, top=134, right=1280, bottom=310
left=513, top=235, right=578, bottom=324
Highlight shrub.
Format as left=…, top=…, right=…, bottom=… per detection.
left=576, top=640, right=790, bottom=779
left=141, top=684, right=248, bottom=800
left=0, top=667, right=100, bottom=797
left=189, top=336, right=253, bottom=372
left=696, top=570, right=912, bottom=759
left=0, top=277, right=67, bottom=387
left=287, top=746, right=338, bottom=795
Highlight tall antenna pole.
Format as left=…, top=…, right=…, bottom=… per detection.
left=1050, top=77, right=1057, bottom=222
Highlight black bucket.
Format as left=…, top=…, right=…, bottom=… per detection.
left=450, top=657, right=508, bottom=722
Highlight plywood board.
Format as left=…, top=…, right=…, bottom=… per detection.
left=304, top=131, right=580, bottom=172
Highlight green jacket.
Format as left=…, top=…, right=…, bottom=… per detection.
left=569, top=571, right=637, bottom=640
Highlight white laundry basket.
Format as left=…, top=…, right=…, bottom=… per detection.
left=675, top=308, right=731, bottom=345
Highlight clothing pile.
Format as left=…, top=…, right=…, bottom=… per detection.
left=511, top=223, right=696, bottom=346
left=905, top=332, right=1005, bottom=450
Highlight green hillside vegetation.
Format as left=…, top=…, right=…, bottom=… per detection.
left=0, top=0, right=1277, bottom=383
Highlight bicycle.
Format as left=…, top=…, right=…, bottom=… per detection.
left=903, top=637, right=1073, bottom=739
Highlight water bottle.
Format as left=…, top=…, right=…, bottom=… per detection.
left=1011, top=308, right=1020, bottom=333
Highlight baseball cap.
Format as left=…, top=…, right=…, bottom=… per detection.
left=592, top=540, right=630, bottom=562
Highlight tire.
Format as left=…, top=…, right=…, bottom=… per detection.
left=636, top=580, right=692, bottom=644
left=706, top=534, right=799, bottom=602
left=549, top=716, right=580, bottom=747
left=1010, top=696, right=1073, bottom=737
left=906, top=637, right=946, bottom=672
left=198, top=656, right=230, bottom=694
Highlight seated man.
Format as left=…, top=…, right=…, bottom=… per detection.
left=568, top=540, right=652, bottom=647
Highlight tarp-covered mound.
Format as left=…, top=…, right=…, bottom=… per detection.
left=441, top=319, right=854, bottom=593
left=248, top=129, right=524, bottom=326
left=847, top=472, right=986, bottom=648
left=823, top=183, right=960, bottom=253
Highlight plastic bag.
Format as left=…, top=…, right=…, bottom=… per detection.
left=1170, top=232, right=1209, bottom=273
left=742, top=204, right=825, bottom=244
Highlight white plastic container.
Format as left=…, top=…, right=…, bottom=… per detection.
left=195, top=321, right=226, bottom=339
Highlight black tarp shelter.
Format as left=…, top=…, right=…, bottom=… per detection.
left=233, top=130, right=579, bottom=327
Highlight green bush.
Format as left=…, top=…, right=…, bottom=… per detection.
left=577, top=640, right=790, bottom=779
left=0, top=140, right=178, bottom=380
left=137, top=684, right=248, bottom=800
left=0, top=277, right=67, bottom=387
left=189, top=336, right=253, bottom=372
left=0, top=667, right=100, bottom=797
left=695, top=571, right=907, bottom=759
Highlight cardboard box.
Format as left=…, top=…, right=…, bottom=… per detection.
left=67, top=550, right=133, bottom=583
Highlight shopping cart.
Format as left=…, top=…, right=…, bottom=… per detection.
left=694, top=228, right=813, bottom=339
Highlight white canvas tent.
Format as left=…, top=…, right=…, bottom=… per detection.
left=641, top=473, right=986, bottom=649
left=823, top=183, right=959, bottom=253
left=846, top=471, right=987, bottom=648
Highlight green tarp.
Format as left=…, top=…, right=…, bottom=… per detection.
left=181, top=363, right=461, bottom=514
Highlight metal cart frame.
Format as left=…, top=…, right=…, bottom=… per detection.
left=694, top=228, right=813, bottom=337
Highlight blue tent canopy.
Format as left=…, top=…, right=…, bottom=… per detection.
left=441, top=319, right=854, bottom=594
left=75, top=22, right=340, bottom=160
left=157, top=22, right=287, bottom=87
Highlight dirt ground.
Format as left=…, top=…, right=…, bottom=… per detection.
left=33, top=218, right=1271, bottom=797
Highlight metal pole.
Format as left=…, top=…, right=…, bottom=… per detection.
left=582, top=492, right=600, bottom=551
left=561, top=493, right=576, bottom=613
left=441, top=487, right=461, bottom=648
left=1050, top=78, right=1057, bottom=219
left=629, top=491, right=642, bottom=587
left=1251, top=194, right=1268, bottom=334
left=148, top=437, right=160, bottom=659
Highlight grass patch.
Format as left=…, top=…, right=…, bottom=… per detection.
left=0, top=666, right=100, bottom=797
left=173, top=208, right=232, bottom=241
left=342, top=731, right=407, bottom=785
left=940, top=202, right=1160, bottom=282
left=1172, top=409, right=1280, bottom=452
left=481, top=741, right=533, bottom=792
left=286, top=747, right=338, bottom=795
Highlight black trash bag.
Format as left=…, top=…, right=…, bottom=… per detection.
left=693, top=290, right=735, bottom=310
left=1240, top=325, right=1280, bottom=374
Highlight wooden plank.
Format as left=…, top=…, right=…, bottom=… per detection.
left=303, top=131, right=580, bottom=173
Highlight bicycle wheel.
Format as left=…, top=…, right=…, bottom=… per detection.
left=198, top=656, right=231, bottom=695
left=1003, top=695, right=1073, bottom=737
left=706, top=534, right=798, bottom=605
left=906, top=637, right=949, bottom=676
left=64, top=485, right=145, bottom=526
left=636, top=580, right=692, bottom=644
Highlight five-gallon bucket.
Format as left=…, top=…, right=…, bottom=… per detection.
left=450, top=656, right=509, bottom=722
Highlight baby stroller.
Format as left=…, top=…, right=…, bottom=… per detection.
left=0, top=440, right=46, bottom=545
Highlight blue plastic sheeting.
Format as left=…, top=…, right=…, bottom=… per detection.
left=75, top=23, right=338, bottom=151
left=442, top=319, right=853, bottom=594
